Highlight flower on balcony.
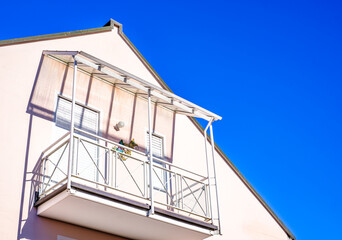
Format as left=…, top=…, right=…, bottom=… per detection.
left=115, top=139, right=138, bottom=160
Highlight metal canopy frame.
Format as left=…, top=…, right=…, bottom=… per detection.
left=43, top=50, right=221, bottom=121
left=43, top=50, right=221, bottom=233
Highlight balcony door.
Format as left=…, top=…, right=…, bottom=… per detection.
left=56, top=96, right=99, bottom=182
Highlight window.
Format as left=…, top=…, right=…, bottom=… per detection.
left=146, top=132, right=167, bottom=191
left=56, top=96, right=98, bottom=135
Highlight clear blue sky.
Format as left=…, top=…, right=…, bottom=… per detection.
left=1, top=1, right=341, bottom=239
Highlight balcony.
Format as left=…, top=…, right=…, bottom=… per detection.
left=35, top=50, right=221, bottom=239
left=36, top=129, right=218, bottom=240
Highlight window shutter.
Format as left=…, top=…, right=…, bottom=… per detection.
left=146, top=133, right=164, bottom=159
left=56, top=97, right=98, bottom=134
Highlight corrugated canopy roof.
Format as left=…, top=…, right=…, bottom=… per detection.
left=43, top=50, right=222, bottom=121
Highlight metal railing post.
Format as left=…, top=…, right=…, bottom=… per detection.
left=114, top=151, right=117, bottom=188
left=180, top=175, right=184, bottom=209
left=67, top=58, right=77, bottom=190
left=143, top=161, right=146, bottom=198
left=204, top=183, right=209, bottom=218
left=175, top=173, right=179, bottom=208
left=147, top=88, right=154, bottom=215
left=108, top=148, right=111, bottom=186
left=73, top=137, right=79, bottom=176
left=41, top=157, right=47, bottom=195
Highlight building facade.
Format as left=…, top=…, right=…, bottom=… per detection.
left=0, top=19, right=294, bottom=240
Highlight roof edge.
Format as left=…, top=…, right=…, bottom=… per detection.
left=0, top=22, right=115, bottom=47
left=115, top=19, right=295, bottom=240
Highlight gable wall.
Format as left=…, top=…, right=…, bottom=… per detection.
left=0, top=25, right=292, bottom=240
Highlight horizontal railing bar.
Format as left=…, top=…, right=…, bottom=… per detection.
left=74, top=135, right=145, bottom=161
left=154, top=201, right=209, bottom=220
left=74, top=135, right=110, bottom=150
left=42, top=138, right=70, bottom=161
left=152, top=163, right=207, bottom=185
left=72, top=174, right=208, bottom=219
left=75, top=128, right=206, bottom=179
left=151, top=156, right=207, bottom=179
left=43, top=139, right=69, bottom=161
left=74, top=132, right=207, bottom=183
left=41, top=132, right=70, bottom=155
left=74, top=135, right=146, bottom=163
left=39, top=177, right=67, bottom=197
left=181, top=175, right=206, bottom=186
left=71, top=175, right=148, bottom=200
left=74, top=128, right=145, bottom=156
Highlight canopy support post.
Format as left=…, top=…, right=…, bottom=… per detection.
left=67, top=58, right=77, bottom=190
left=204, top=118, right=214, bottom=222
left=147, top=88, right=154, bottom=215
left=210, top=124, right=222, bottom=234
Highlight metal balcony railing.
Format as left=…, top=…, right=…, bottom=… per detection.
left=38, top=128, right=212, bottom=222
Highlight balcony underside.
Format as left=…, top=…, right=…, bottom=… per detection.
left=35, top=182, right=217, bottom=240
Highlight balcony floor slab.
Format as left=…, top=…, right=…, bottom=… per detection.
left=35, top=182, right=216, bottom=240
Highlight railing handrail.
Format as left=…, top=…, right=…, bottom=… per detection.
left=75, top=132, right=207, bottom=182
left=41, top=132, right=70, bottom=156
left=151, top=156, right=207, bottom=179
left=74, top=128, right=207, bottom=179
left=74, top=128, right=145, bottom=156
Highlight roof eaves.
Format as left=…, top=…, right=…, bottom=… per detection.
left=0, top=24, right=114, bottom=47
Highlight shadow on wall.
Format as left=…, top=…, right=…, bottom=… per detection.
left=26, top=54, right=141, bottom=144
left=17, top=54, right=177, bottom=239
left=26, top=54, right=177, bottom=160
left=17, top=54, right=64, bottom=240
